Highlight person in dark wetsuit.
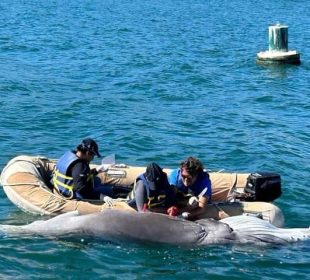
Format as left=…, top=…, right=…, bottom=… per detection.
left=52, top=138, right=111, bottom=201
left=128, top=162, right=177, bottom=213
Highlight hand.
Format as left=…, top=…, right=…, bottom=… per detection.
left=219, top=210, right=229, bottom=219
left=96, top=164, right=110, bottom=173
left=101, top=195, right=114, bottom=207
left=167, top=206, right=180, bottom=216
left=188, top=196, right=199, bottom=208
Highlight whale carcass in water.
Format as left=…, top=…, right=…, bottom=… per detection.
left=0, top=210, right=309, bottom=246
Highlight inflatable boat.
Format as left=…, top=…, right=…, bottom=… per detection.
left=0, top=155, right=284, bottom=226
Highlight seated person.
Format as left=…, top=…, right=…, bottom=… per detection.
left=52, top=138, right=112, bottom=202
left=128, top=162, right=176, bottom=213
left=168, top=156, right=212, bottom=220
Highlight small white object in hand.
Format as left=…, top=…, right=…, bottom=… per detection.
left=181, top=212, right=190, bottom=220
left=100, top=194, right=114, bottom=207
left=188, top=196, right=199, bottom=207
left=96, top=164, right=111, bottom=172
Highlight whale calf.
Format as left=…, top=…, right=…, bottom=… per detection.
left=0, top=210, right=309, bottom=246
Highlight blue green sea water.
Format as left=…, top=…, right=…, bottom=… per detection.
left=0, top=0, right=309, bottom=279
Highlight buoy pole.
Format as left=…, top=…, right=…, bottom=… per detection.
left=257, top=23, right=300, bottom=65
left=269, top=24, right=288, bottom=52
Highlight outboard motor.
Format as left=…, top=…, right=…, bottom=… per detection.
left=244, top=172, right=282, bottom=202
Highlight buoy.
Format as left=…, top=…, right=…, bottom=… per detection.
left=257, top=23, right=300, bottom=65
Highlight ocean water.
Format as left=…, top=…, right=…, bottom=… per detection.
left=0, top=0, right=309, bottom=279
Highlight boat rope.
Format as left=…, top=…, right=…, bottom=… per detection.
left=226, top=173, right=238, bottom=202
left=216, top=169, right=225, bottom=173
left=3, top=183, right=42, bottom=187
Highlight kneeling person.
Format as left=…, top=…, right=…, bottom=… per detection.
left=128, top=162, right=176, bottom=213
left=169, top=156, right=212, bottom=220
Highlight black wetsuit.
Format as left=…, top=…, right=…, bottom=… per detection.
left=70, top=160, right=99, bottom=199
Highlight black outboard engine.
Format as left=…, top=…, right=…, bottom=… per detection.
left=244, top=172, right=282, bottom=202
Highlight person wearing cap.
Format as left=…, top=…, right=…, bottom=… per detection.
left=168, top=156, right=212, bottom=220
left=52, top=138, right=108, bottom=200
left=128, top=162, right=177, bottom=213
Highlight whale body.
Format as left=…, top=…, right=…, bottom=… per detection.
left=0, top=210, right=309, bottom=246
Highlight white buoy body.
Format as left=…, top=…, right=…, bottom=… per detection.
left=257, top=23, right=300, bottom=65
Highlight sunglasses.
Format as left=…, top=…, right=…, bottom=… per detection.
left=181, top=174, right=194, bottom=180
